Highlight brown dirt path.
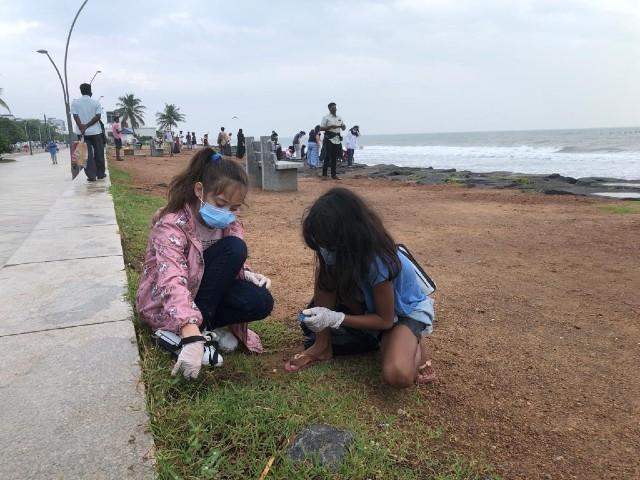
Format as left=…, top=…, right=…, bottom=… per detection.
left=113, top=151, right=640, bottom=480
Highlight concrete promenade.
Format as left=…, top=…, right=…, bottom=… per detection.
left=0, top=151, right=155, bottom=479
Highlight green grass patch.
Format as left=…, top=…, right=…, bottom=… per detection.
left=109, top=163, right=496, bottom=479
left=598, top=203, right=640, bottom=214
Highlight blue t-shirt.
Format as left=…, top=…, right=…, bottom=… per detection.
left=361, top=251, right=427, bottom=317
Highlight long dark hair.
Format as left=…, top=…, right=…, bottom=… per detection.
left=160, top=147, right=248, bottom=215
left=302, top=187, right=400, bottom=302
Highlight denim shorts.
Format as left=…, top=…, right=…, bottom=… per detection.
left=395, top=297, right=434, bottom=340
left=396, top=316, right=427, bottom=341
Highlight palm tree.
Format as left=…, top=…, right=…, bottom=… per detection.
left=156, top=103, right=186, bottom=131
left=0, top=88, right=11, bottom=114
left=115, top=93, right=146, bottom=135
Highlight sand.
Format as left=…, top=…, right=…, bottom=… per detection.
left=114, top=149, right=640, bottom=480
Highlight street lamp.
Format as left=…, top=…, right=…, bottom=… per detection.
left=36, top=0, right=89, bottom=177
left=89, top=70, right=101, bottom=85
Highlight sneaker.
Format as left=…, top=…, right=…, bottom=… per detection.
left=331, top=175, right=341, bottom=180
left=211, top=327, right=239, bottom=352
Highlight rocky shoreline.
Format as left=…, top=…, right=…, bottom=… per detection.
left=301, top=163, right=640, bottom=199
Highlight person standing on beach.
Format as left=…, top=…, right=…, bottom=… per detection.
left=226, top=133, right=233, bottom=156
left=306, top=125, right=321, bottom=168
left=164, top=129, right=174, bottom=157
left=236, top=129, right=246, bottom=159
left=320, top=102, right=346, bottom=180
left=217, top=127, right=227, bottom=151
left=71, top=83, right=106, bottom=181
left=186, top=132, right=192, bottom=150
left=292, top=130, right=305, bottom=159
left=192, top=131, right=197, bottom=149
left=344, top=125, right=360, bottom=167
left=112, top=115, right=124, bottom=161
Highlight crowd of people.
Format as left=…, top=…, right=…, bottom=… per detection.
left=69, top=83, right=360, bottom=183
left=271, top=103, right=361, bottom=179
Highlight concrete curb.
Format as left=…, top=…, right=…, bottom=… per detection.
left=0, top=151, right=155, bottom=479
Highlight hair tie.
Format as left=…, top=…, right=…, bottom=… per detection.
left=210, top=152, right=222, bottom=162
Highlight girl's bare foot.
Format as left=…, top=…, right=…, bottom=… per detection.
left=416, top=338, right=436, bottom=384
left=284, top=343, right=332, bottom=373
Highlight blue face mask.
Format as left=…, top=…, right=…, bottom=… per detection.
left=199, top=199, right=236, bottom=229
left=319, top=247, right=336, bottom=266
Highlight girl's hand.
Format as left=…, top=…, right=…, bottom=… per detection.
left=171, top=340, right=204, bottom=379
left=244, top=271, right=272, bottom=291
left=301, top=307, right=345, bottom=332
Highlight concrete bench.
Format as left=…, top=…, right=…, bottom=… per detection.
left=275, top=161, right=300, bottom=171
left=260, top=136, right=299, bottom=191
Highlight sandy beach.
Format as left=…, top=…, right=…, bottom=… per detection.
left=115, top=150, right=639, bottom=480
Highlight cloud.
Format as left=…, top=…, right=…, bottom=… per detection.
left=0, top=20, right=40, bottom=38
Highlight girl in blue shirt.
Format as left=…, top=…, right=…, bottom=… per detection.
left=285, top=187, right=435, bottom=387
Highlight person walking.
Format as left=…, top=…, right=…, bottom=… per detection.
left=306, top=126, right=321, bottom=168
left=46, top=139, right=59, bottom=165
left=191, top=131, right=197, bottom=149
left=320, top=102, right=346, bottom=180
left=236, top=129, right=246, bottom=159
left=186, top=132, right=192, bottom=150
left=71, top=83, right=106, bottom=181
left=292, top=130, right=305, bottom=159
left=112, top=115, right=124, bottom=161
left=344, top=125, right=360, bottom=167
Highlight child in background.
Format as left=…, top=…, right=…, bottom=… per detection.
left=285, top=187, right=436, bottom=387
left=136, top=148, right=274, bottom=379
left=46, top=140, right=58, bottom=164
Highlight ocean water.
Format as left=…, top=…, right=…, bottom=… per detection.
left=353, top=128, right=640, bottom=180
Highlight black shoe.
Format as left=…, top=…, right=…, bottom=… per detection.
left=87, top=177, right=97, bottom=182
left=97, top=175, right=107, bottom=180
left=331, top=175, right=341, bottom=180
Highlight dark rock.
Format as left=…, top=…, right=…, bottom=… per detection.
left=546, top=173, right=578, bottom=184
left=542, top=188, right=580, bottom=196
left=287, top=424, right=354, bottom=469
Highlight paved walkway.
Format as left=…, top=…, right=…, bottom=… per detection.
left=0, top=152, right=155, bottom=479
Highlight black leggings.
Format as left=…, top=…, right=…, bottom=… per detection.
left=194, top=236, right=273, bottom=330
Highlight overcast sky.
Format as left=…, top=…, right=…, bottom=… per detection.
left=1, top=0, right=639, bottom=137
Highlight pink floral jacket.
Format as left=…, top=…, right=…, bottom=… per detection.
left=136, top=206, right=263, bottom=353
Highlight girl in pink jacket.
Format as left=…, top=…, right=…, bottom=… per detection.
left=136, top=148, right=273, bottom=379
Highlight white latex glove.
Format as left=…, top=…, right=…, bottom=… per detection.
left=301, top=307, right=345, bottom=333
left=244, top=271, right=272, bottom=291
left=171, top=341, right=205, bottom=379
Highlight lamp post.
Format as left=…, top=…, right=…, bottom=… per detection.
left=89, top=69, right=101, bottom=85
left=36, top=0, right=89, bottom=176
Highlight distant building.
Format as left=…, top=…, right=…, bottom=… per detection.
left=47, top=118, right=66, bottom=132
left=135, top=127, right=157, bottom=138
